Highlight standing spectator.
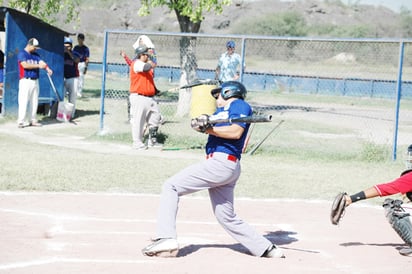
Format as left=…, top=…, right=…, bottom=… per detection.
left=73, top=33, right=89, bottom=97
left=64, top=36, right=80, bottom=120
left=215, top=40, right=244, bottom=82
left=129, top=46, right=162, bottom=149
left=17, top=38, right=53, bottom=128
left=142, top=81, right=285, bottom=259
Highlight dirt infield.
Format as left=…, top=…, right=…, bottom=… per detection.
left=1, top=192, right=411, bottom=274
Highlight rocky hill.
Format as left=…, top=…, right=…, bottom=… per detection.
left=60, top=0, right=403, bottom=62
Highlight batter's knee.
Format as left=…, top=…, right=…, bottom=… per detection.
left=214, top=204, right=237, bottom=226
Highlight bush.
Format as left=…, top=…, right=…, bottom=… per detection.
left=359, top=142, right=390, bottom=162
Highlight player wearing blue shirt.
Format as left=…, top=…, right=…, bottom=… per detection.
left=64, top=36, right=80, bottom=120
left=142, top=81, right=285, bottom=259
left=17, top=38, right=53, bottom=128
left=73, top=33, right=90, bottom=97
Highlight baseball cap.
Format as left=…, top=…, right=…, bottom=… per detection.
left=226, top=40, right=235, bottom=48
left=28, top=38, right=40, bottom=48
left=64, top=36, right=73, bottom=45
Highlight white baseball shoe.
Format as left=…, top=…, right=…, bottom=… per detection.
left=399, top=247, right=412, bottom=256
left=142, top=238, right=179, bottom=257
left=262, top=244, right=285, bottom=258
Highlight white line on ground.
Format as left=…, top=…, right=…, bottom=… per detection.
left=0, top=207, right=287, bottom=227
left=0, top=191, right=384, bottom=209
left=0, top=258, right=155, bottom=270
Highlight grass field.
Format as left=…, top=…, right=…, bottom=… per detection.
left=0, top=74, right=409, bottom=206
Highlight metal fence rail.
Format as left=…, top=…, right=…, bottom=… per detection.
left=99, top=30, right=412, bottom=160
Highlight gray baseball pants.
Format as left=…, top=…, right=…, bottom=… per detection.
left=155, top=152, right=273, bottom=256
left=130, top=93, right=161, bottom=147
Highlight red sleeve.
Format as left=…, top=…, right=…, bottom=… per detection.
left=123, top=54, right=132, bottom=66
left=374, top=171, right=412, bottom=196
left=18, top=61, right=24, bottom=79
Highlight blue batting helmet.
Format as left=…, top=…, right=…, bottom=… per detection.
left=211, top=81, right=247, bottom=100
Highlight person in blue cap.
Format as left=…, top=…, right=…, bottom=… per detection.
left=215, top=40, right=244, bottom=82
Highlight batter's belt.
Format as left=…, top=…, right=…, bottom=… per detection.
left=206, top=152, right=238, bottom=162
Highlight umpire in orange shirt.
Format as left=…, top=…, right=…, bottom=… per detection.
left=129, top=46, right=162, bottom=150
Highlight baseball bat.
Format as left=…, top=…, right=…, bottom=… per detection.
left=47, top=73, right=62, bottom=102
left=163, top=79, right=219, bottom=93
left=209, top=114, right=272, bottom=125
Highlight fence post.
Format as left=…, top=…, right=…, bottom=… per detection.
left=99, top=31, right=109, bottom=133
left=392, top=41, right=405, bottom=161
left=239, top=37, right=246, bottom=83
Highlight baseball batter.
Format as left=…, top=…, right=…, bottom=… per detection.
left=17, top=38, right=53, bottom=128
left=142, top=81, right=285, bottom=258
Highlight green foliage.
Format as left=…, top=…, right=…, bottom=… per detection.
left=7, top=0, right=80, bottom=24
left=309, top=24, right=372, bottom=38
left=359, top=142, right=390, bottom=162
left=138, top=0, right=231, bottom=23
left=234, top=11, right=307, bottom=37
left=400, top=6, right=412, bottom=37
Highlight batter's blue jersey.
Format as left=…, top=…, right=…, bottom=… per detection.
left=206, top=99, right=252, bottom=159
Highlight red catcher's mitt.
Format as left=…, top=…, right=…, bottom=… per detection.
left=331, top=192, right=347, bottom=225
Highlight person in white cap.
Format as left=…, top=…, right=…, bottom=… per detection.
left=17, top=38, right=53, bottom=128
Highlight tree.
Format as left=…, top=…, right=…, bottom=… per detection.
left=400, top=6, right=412, bottom=38
left=139, top=0, right=231, bottom=117
left=6, top=0, right=80, bottom=24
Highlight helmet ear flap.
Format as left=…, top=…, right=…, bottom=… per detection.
left=221, top=88, right=231, bottom=99
left=219, top=81, right=247, bottom=100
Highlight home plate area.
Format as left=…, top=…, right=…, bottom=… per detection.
left=0, top=192, right=411, bottom=274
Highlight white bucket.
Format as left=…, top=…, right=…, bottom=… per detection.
left=56, top=102, right=74, bottom=122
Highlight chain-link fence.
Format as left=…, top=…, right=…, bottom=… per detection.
left=98, top=30, right=412, bottom=160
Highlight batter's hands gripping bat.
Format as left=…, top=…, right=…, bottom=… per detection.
left=191, top=114, right=273, bottom=134
left=208, top=114, right=273, bottom=125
